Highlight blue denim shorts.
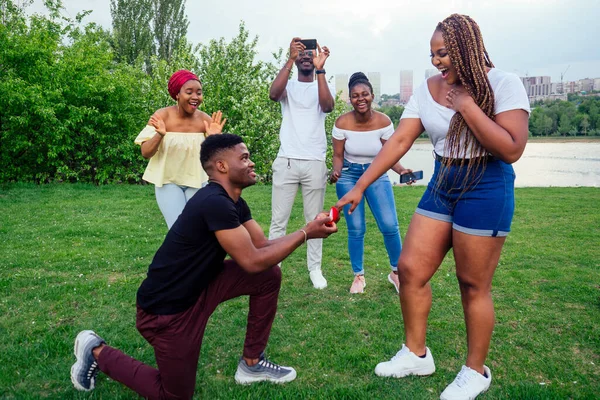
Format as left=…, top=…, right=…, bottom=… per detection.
left=416, top=157, right=516, bottom=237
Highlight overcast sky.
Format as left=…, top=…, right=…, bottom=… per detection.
left=29, top=0, right=600, bottom=94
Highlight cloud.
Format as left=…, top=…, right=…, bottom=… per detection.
left=27, top=0, right=600, bottom=94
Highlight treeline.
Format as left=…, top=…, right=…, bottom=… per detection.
left=0, top=0, right=345, bottom=184
left=378, top=95, right=600, bottom=138
left=528, top=95, right=600, bottom=137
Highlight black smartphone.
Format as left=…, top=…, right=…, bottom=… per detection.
left=300, top=39, right=317, bottom=50
left=399, top=170, right=424, bottom=184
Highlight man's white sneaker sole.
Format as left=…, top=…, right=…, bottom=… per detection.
left=375, top=364, right=435, bottom=378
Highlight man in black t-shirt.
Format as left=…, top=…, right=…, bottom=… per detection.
left=70, top=134, right=338, bottom=399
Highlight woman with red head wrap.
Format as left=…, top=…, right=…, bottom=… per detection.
left=134, top=69, right=227, bottom=229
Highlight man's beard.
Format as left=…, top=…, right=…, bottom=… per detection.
left=298, top=67, right=314, bottom=77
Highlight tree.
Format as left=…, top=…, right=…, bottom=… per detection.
left=530, top=109, right=553, bottom=136
left=152, top=0, right=188, bottom=63
left=558, top=114, right=572, bottom=136
left=379, top=105, right=405, bottom=127
left=581, top=101, right=599, bottom=131
left=380, top=93, right=400, bottom=102
left=109, top=0, right=153, bottom=67
left=1, top=0, right=31, bottom=25
left=0, top=0, right=149, bottom=183
left=580, top=114, right=590, bottom=136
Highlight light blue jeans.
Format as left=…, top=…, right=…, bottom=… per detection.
left=336, top=160, right=402, bottom=275
left=155, top=183, right=204, bottom=229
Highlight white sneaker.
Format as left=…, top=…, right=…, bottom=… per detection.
left=309, top=270, right=327, bottom=289
left=440, top=365, right=491, bottom=400
left=374, top=344, right=435, bottom=377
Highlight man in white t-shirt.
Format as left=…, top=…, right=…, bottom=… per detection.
left=268, top=37, right=335, bottom=289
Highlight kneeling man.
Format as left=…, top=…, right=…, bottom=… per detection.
left=70, top=134, right=337, bottom=399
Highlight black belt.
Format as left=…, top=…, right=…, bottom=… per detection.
left=434, top=153, right=495, bottom=166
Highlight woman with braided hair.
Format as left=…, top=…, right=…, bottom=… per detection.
left=134, top=70, right=226, bottom=229
left=336, top=14, right=530, bottom=399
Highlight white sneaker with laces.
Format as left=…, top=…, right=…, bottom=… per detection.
left=440, top=365, right=492, bottom=400
left=309, top=270, right=327, bottom=289
left=374, top=344, right=435, bottom=377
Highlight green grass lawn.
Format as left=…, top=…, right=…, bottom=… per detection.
left=0, top=184, right=598, bottom=399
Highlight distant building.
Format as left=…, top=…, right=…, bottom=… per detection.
left=399, top=70, right=413, bottom=104
left=579, top=78, right=594, bottom=92
left=368, top=72, right=382, bottom=103
left=424, top=69, right=438, bottom=79
left=563, top=81, right=577, bottom=94
left=335, top=74, right=349, bottom=103
left=551, top=82, right=563, bottom=94
left=539, top=93, right=568, bottom=102
left=521, top=76, right=551, bottom=99
left=524, top=75, right=600, bottom=100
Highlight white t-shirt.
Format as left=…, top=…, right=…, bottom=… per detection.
left=277, top=80, right=334, bottom=161
left=332, top=122, right=394, bottom=164
left=401, top=68, right=530, bottom=158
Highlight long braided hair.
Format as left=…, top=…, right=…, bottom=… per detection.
left=436, top=14, right=495, bottom=194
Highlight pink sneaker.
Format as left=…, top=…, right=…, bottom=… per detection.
left=349, top=275, right=366, bottom=294
left=388, top=273, right=399, bottom=293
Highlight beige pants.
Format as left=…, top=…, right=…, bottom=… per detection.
left=269, top=157, right=327, bottom=272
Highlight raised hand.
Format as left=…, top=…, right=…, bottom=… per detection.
left=203, top=111, right=227, bottom=136
left=149, top=114, right=166, bottom=136
left=289, top=37, right=304, bottom=61
left=313, top=44, right=330, bottom=70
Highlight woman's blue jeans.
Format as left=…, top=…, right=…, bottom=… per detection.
left=335, top=160, right=402, bottom=275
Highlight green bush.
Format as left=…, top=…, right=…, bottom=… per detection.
left=0, top=4, right=148, bottom=183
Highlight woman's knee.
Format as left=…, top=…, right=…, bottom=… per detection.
left=456, top=274, right=491, bottom=298
left=347, top=227, right=366, bottom=239
left=380, top=224, right=400, bottom=238
left=397, top=258, right=428, bottom=287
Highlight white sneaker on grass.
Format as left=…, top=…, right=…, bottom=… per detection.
left=234, top=353, right=297, bottom=384
left=309, top=270, right=327, bottom=289
left=374, top=344, right=435, bottom=377
left=440, top=365, right=491, bottom=400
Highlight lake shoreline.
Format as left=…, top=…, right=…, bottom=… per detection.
left=415, top=136, right=600, bottom=144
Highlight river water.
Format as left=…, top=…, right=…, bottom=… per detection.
left=389, top=142, right=600, bottom=187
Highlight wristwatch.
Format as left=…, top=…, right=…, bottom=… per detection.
left=315, top=69, right=326, bottom=75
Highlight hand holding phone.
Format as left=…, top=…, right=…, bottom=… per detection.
left=300, top=39, right=317, bottom=50
left=399, top=170, right=423, bottom=184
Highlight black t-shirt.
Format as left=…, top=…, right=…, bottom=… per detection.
left=137, top=182, right=252, bottom=315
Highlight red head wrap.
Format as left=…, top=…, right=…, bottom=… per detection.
left=167, top=70, right=200, bottom=100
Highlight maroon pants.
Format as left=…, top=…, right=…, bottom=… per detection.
left=97, top=260, right=282, bottom=400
